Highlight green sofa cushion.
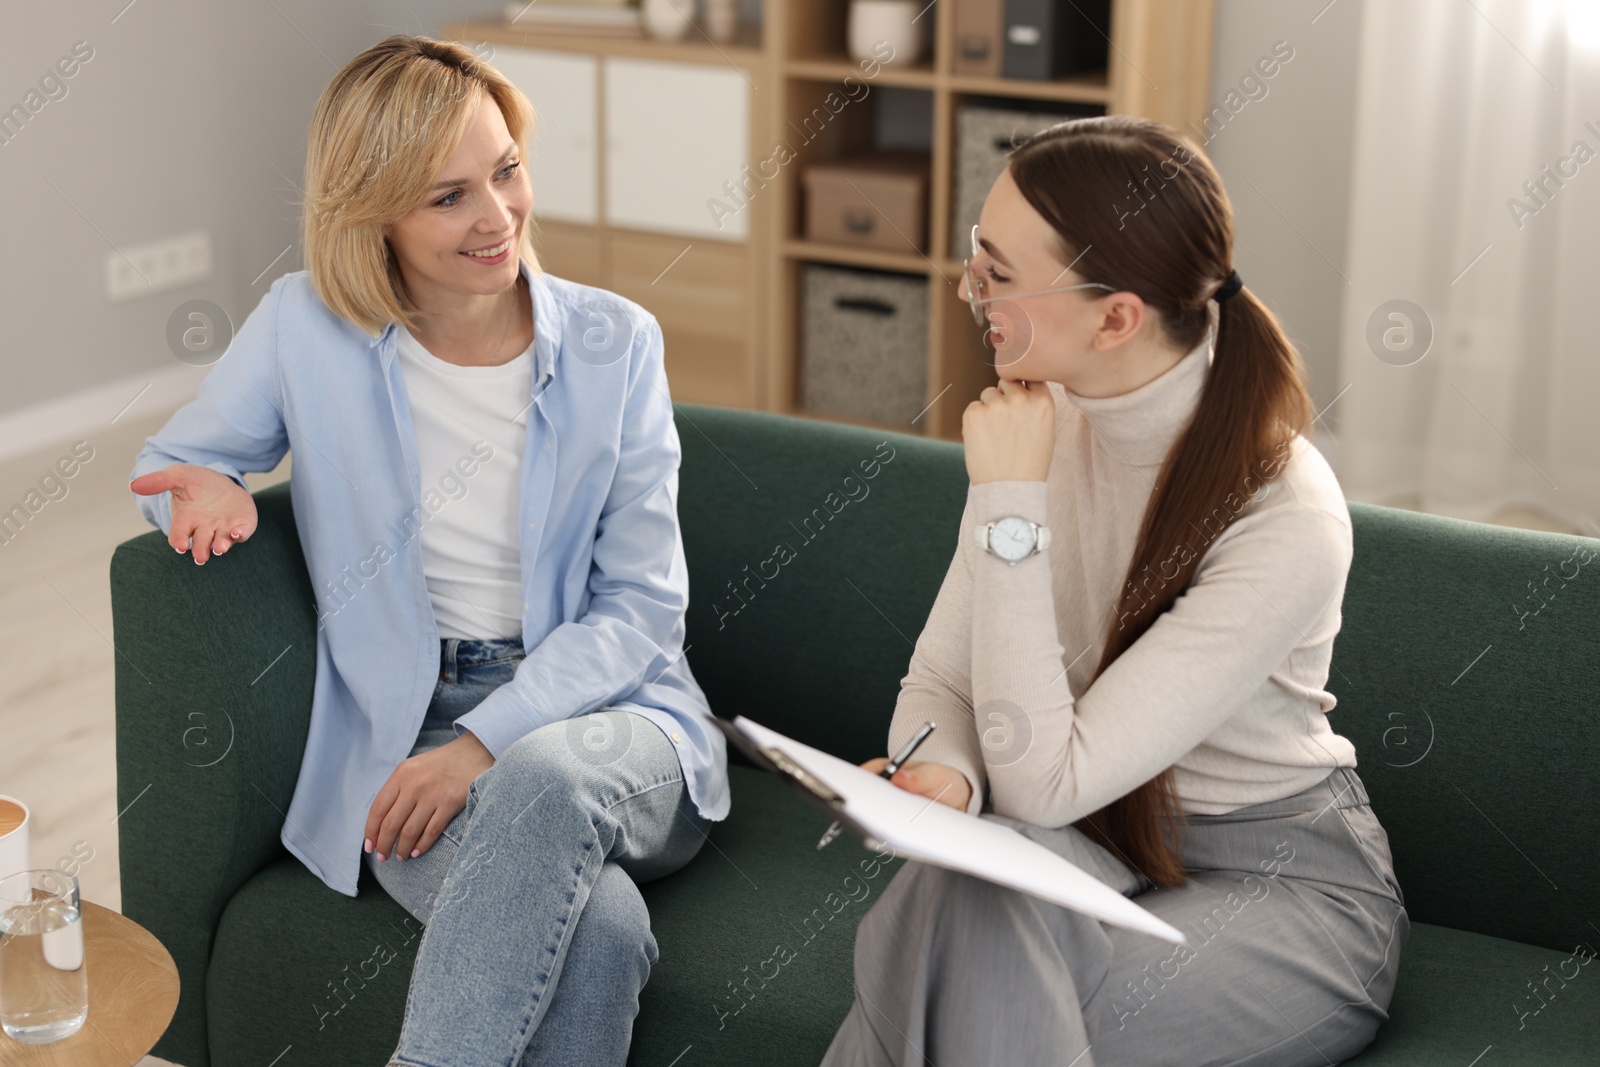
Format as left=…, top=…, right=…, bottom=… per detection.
left=1346, top=923, right=1600, bottom=1065
left=204, top=767, right=1600, bottom=1067
left=206, top=766, right=904, bottom=1067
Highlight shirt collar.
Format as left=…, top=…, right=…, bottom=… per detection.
left=1061, top=299, right=1218, bottom=469
left=526, top=258, right=561, bottom=386
left=370, top=256, right=561, bottom=386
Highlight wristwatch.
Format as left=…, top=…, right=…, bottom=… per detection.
left=974, top=516, right=1051, bottom=565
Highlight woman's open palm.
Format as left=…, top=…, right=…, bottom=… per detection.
left=129, top=464, right=258, bottom=564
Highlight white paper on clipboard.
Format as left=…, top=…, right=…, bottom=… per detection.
left=732, top=715, right=1187, bottom=945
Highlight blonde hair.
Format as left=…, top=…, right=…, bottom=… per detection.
left=300, top=35, right=543, bottom=337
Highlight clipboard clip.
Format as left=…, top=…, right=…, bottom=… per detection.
left=759, top=745, right=844, bottom=810
left=712, top=715, right=886, bottom=851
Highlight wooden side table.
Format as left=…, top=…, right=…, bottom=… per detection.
left=0, top=901, right=179, bottom=1066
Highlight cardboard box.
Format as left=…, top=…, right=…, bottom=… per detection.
left=954, top=0, right=1005, bottom=77
left=802, top=152, right=930, bottom=253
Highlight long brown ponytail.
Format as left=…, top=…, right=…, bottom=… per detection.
left=1006, top=116, right=1315, bottom=888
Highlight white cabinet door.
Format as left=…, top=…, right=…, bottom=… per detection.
left=490, top=46, right=599, bottom=224
left=603, top=57, right=751, bottom=241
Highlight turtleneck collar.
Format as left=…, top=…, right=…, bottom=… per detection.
left=1059, top=299, right=1219, bottom=469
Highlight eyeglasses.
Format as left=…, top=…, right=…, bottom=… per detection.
left=962, top=223, right=1117, bottom=326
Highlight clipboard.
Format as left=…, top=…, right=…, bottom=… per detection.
left=712, top=713, right=1188, bottom=945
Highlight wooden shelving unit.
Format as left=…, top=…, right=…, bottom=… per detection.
left=447, top=0, right=1217, bottom=441
left=442, top=16, right=778, bottom=415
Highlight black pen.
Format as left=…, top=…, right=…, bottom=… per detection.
left=817, top=721, right=938, bottom=850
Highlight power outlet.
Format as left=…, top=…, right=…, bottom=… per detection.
left=105, top=230, right=212, bottom=302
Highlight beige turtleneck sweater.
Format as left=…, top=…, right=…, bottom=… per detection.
left=890, top=310, right=1358, bottom=824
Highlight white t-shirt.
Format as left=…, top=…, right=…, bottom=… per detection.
left=393, top=324, right=533, bottom=640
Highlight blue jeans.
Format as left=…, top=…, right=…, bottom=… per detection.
left=366, top=637, right=712, bottom=1067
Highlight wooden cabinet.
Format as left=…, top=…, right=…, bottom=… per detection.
left=449, top=23, right=772, bottom=411
left=490, top=47, right=600, bottom=224
left=603, top=57, right=751, bottom=241
left=608, top=232, right=754, bottom=407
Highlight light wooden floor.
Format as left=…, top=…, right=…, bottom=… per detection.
left=0, top=409, right=1575, bottom=1067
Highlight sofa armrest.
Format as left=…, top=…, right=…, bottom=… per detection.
left=111, top=480, right=315, bottom=1067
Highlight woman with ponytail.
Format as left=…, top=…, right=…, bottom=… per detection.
left=824, top=116, right=1407, bottom=1066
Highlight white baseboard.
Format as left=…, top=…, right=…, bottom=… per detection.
left=0, top=364, right=208, bottom=463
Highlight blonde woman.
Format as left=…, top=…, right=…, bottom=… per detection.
left=825, top=116, right=1407, bottom=1065
left=129, top=36, right=728, bottom=1066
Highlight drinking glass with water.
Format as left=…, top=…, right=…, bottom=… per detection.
left=0, top=868, right=87, bottom=1043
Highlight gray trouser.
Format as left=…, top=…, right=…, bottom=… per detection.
left=820, top=767, right=1409, bottom=1067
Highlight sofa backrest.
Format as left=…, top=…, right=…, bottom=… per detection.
left=673, top=404, right=966, bottom=765
left=1332, top=502, right=1599, bottom=953
left=674, top=404, right=1600, bottom=954
left=113, top=402, right=1597, bottom=968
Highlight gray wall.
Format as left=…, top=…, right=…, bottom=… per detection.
left=0, top=0, right=1358, bottom=421
left=0, top=1, right=504, bottom=420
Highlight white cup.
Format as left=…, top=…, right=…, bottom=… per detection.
left=0, top=796, right=29, bottom=903
left=642, top=0, right=695, bottom=41
left=848, top=0, right=926, bottom=67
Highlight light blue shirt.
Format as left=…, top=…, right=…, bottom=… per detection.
left=130, top=257, right=730, bottom=897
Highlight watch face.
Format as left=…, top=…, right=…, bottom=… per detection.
left=990, top=517, right=1036, bottom=561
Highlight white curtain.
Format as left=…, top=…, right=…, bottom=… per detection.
left=1334, top=0, right=1600, bottom=532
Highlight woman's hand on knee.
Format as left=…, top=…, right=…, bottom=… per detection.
left=859, top=758, right=974, bottom=812
left=365, top=731, right=494, bottom=861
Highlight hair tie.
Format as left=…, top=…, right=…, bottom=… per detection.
left=1214, top=269, right=1243, bottom=303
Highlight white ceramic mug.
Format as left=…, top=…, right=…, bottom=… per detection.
left=848, top=0, right=926, bottom=67
left=643, top=0, right=695, bottom=41
left=0, top=796, right=30, bottom=902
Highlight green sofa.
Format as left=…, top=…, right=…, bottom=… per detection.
left=113, top=403, right=1600, bottom=1066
